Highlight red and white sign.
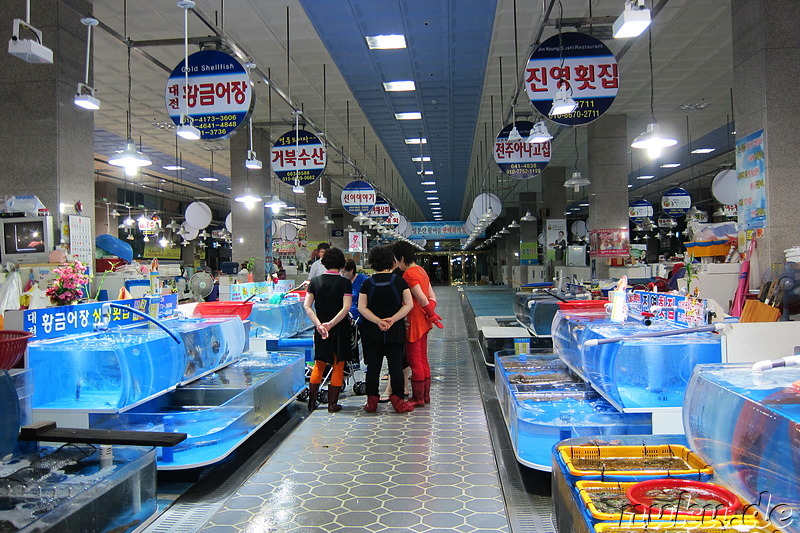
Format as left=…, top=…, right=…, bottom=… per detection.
left=271, top=129, right=327, bottom=187
left=589, top=228, right=630, bottom=258
left=138, top=216, right=161, bottom=236
left=369, top=196, right=391, bottom=219
left=385, top=210, right=401, bottom=227
left=349, top=231, right=363, bottom=253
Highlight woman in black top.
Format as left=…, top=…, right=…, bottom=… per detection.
left=358, top=245, right=415, bottom=414
left=303, top=247, right=353, bottom=413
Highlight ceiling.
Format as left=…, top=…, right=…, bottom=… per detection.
left=74, top=0, right=734, bottom=226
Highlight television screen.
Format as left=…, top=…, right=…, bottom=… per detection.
left=4, top=220, right=46, bottom=254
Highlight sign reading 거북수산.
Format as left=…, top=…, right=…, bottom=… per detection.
left=410, top=222, right=483, bottom=240
left=341, top=181, right=377, bottom=215
left=494, top=121, right=551, bottom=180
left=525, top=32, right=619, bottom=126
left=271, top=129, right=327, bottom=187
left=165, top=50, right=253, bottom=140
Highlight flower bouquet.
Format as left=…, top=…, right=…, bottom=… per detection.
left=46, top=261, right=92, bottom=306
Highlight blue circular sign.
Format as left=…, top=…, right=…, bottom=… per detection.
left=661, top=187, right=692, bottom=217
left=493, top=121, right=551, bottom=180
left=629, top=198, right=654, bottom=224
left=165, top=50, right=253, bottom=140
left=271, top=129, right=327, bottom=187
left=341, top=180, right=377, bottom=215
left=525, top=32, right=618, bottom=126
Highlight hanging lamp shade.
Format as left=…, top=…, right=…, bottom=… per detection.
left=508, top=220, right=520, bottom=229
left=108, top=140, right=152, bottom=169
left=506, top=125, right=523, bottom=142
left=234, top=186, right=261, bottom=205
left=550, top=87, right=578, bottom=116
left=564, top=170, right=591, bottom=192
left=631, top=122, right=677, bottom=158
left=527, top=121, right=552, bottom=143
left=520, top=211, right=536, bottom=222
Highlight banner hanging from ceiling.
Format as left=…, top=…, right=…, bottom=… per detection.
left=410, top=222, right=483, bottom=240
left=524, top=32, right=619, bottom=126
left=165, top=50, right=253, bottom=140
left=271, top=129, right=327, bottom=187
left=341, top=180, right=377, bottom=215
left=494, top=121, right=551, bottom=179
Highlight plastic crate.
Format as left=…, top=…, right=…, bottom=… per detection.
left=594, top=518, right=780, bottom=533
left=558, top=300, right=608, bottom=311
left=685, top=240, right=731, bottom=257
left=193, top=301, right=254, bottom=321
left=558, top=444, right=713, bottom=482
left=0, top=330, right=33, bottom=369
left=574, top=481, right=749, bottom=522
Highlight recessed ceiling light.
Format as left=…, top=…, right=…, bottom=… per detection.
left=199, top=177, right=219, bottom=182
left=412, top=156, right=430, bottom=162
left=627, top=184, right=633, bottom=188
left=405, top=138, right=427, bottom=144
left=421, top=181, right=436, bottom=185
left=163, top=165, right=185, bottom=171
left=691, top=148, right=715, bottom=154
left=579, top=203, right=590, bottom=207
left=660, top=163, right=681, bottom=168
left=383, top=81, right=416, bottom=92
left=637, top=175, right=654, bottom=180
left=426, top=197, right=439, bottom=200
left=417, top=170, right=434, bottom=175
left=424, top=190, right=437, bottom=193
left=226, top=187, right=232, bottom=191
left=395, top=112, right=421, bottom=120
left=430, top=202, right=440, bottom=206
left=366, top=34, right=406, bottom=49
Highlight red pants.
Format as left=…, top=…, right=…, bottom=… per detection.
left=406, top=331, right=430, bottom=381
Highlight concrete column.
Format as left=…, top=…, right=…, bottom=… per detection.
left=230, top=126, right=268, bottom=280
left=541, top=167, right=567, bottom=221
left=0, top=0, right=95, bottom=256
left=732, top=0, right=800, bottom=272
left=519, top=191, right=539, bottom=264
left=587, top=114, right=630, bottom=279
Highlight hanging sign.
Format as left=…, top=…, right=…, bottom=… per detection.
left=165, top=50, right=253, bottom=140
left=657, top=215, right=677, bottom=228
left=545, top=219, right=568, bottom=262
left=736, top=129, right=767, bottom=234
left=493, top=121, right=551, bottom=179
left=723, top=204, right=738, bottom=217
left=589, top=228, right=630, bottom=258
left=271, top=129, right=327, bottom=187
left=341, top=180, right=377, bottom=215
left=349, top=231, right=363, bottom=253
left=385, top=210, right=401, bottom=228
left=524, top=32, right=619, bottom=126
left=138, top=215, right=161, bottom=236
left=661, top=187, right=692, bottom=217
left=410, top=221, right=482, bottom=240
left=368, top=196, right=391, bottom=219
left=628, top=198, right=653, bottom=223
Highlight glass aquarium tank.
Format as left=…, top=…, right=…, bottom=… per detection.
left=249, top=299, right=312, bottom=339
left=581, top=322, right=721, bottom=409
left=551, top=310, right=611, bottom=378
left=685, top=363, right=800, bottom=528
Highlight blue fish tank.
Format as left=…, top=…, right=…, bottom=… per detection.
left=248, top=299, right=312, bottom=339
left=684, top=363, right=800, bottom=527
left=551, top=310, right=610, bottom=378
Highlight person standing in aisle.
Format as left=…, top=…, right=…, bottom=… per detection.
left=303, top=247, right=353, bottom=413
left=341, top=259, right=368, bottom=320
left=307, top=242, right=330, bottom=281
left=392, top=241, right=444, bottom=407
left=358, top=245, right=415, bottom=414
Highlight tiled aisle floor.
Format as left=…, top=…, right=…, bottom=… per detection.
left=199, top=287, right=510, bottom=533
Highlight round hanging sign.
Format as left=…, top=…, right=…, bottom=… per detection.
left=524, top=32, right=618, bottom=126
left=661, top=187, right=692, bottom=217
left=493, top=121, right=551, bottom=179
left=368, top=196, right=391, bottom=219
left=658, top=215, right=678, bottom=228
left=629, top=198, right=654, bottom=223
left=270, top=129, right=327, bottom=187
left=341, top=180, right=377, bottom=215
left=165, top=50, right=253, bottom=140
left=185, top=201, right=213, bottom=229
left=385, top=210, right=401, bottom=228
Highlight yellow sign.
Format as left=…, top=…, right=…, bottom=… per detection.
left=143, top=242, right=181, bottom=259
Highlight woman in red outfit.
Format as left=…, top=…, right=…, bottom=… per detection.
left=391, top=241, right=444, bottom=407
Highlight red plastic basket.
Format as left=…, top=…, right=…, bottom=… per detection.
left=192, top=301, right=254, bottom=321
left=558, top=299, right=608, bottom=311
left=0, top=330, right=33, bottom=369
left=626, top=479, right=741, bottom=517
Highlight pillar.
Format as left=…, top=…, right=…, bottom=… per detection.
left=540, top=167, right=567, bottom=221
left=230, top=125, right=269, bottom=280
left=587, top=114, right=629, bottom=279
left=732, top=0, right=800, bottom=272
left=519, top=191, right=539, bottom=264
left=0, top=0, right=95, bottom=258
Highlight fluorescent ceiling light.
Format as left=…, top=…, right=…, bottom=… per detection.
left=74, top=83, right=100, bottom=110
left=637, top=175, right=655, bottom=180
left=245, top=150, right=262, bottom=169
left=163, top=165, right=185, bottom=171
left=198, top=177, right=218, bottom=182
left=292, top=183, right=304, bottom=194
left=613, top=1, right=651, bottom=38
left=660, top=163, right=681, bottom=168
left=417, top=170, right=434, bottom=175
left=405, top=138, right=427, bottom=144
left=426, top=197, right=439, bottom=200
left=527, top=120, right=553, bottom=143
left=631, top=122, right=678, bottom=158
left=383, top=81, right=416, bottom=92
left=421, top=181, right=436, bottom=185
left=627, top=184, right=633, bottom=188
left=429, top=202, right=440, bottom=206
left=395, top=112, right=421, bottom=120
left=507, top=126, right=523, bottom=142
left=691, top=148, right=715, bottom=154
left=366, top=34, right=406, bottom=49
left=176, top=115, right=201, bottom=140
left=412, top=156, right=431, bottom=162
left=579, top=203, right=590, bottom=207
left=424, top=190, right=438, bottom=194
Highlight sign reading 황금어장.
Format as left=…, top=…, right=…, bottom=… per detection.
left=494, top=121, right=551, bottom=180
left=341, top=181, right=377, bottom=215
left=525, top=32, right=619, bottom=126
left=410, top=222, right=484, bottom=240
left=165, top=50, right=253, bottom=140
left=271, top=129, right=327, bottom=187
